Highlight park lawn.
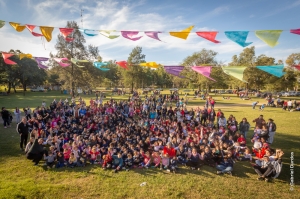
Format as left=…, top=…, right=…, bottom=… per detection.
left=0, top=91, right=299, bottom=199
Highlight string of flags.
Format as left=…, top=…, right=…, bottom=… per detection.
left=1, top=19, right=300, bottom=47
left=2, top=51, right=292, bottom=83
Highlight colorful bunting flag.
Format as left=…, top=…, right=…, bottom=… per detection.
left=94, top=62, right=110, bottom=71
left=19, top=53, right=33, bottom=60
left=71, top=58, right=89, bottom=67
left=196, top=32, right=220, bottom=43
left=222, top=66, right=247, bottom=82
left=293, top=65, right=300, bottom=71
left=84, top=29, right=98, bottom=36
left=290, top=29, right=300, bottom=35
left=54, top=58, right=70, bottom=67
left=34, top=57, right=49, bottom=69
left=59, top=28, right=74, bottom=42
left=121, top=31, right=143, bottom=41
left=99, top=30, right=119, bottom=39
left=40, top=26, right=54, bottom=42
left=225, top=31, right=252, bottom=47
left=256, top=65, right=285, bottom=78
left=0, top=20, right=5, bottom=29
left=144, top=31, right=161, bottom=41
left=2, top=52, right=17, bottom=65
left=26, top=25, right=43, bottom=37
left=191, top=66, right=216, bottom=81
left=139, top=62, right=160, bottom=68
left=116, top=61, right=128, bottom=69
left=169, top=26, right=194, bottom=40
left=255, top=30, right=282, bottom=47
left=9, top=22, right=26, bottom=32
left=164, top=66, right=184, bottom=78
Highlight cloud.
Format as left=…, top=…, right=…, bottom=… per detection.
left=263, top=0, right=300, bottom=17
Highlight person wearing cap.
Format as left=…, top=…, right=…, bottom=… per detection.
left=267, top=119, right=276, bottom=144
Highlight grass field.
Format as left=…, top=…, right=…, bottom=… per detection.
left=0, top=90, right=299, bottom=199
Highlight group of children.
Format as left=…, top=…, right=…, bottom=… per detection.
left=22, top=93, right=283, bottom=180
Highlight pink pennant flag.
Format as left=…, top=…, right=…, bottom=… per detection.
left=293, top=65, right=300, bottom=71
left=26, top=25, right=43, bottom=37
left=59, top=28, right=74, bottom=42
left=54, top=58, right=70, bottom=67
left=121, top=31, right=142, bottom=41
left=191, top=66, right=216, bottom=81
left=2, top=52, right=17, bottom=65
left=116, top=61, right=128, bottom=69
left=196, top=32, right=220, bottom=43
left=290, top=29, right=300, bottom=35
left=144, top=31, right=161, bottom=41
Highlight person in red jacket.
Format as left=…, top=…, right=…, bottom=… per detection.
left=163, top=142, right=176, bottom=158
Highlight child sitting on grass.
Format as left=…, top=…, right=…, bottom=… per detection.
left=44, top=151, right=56, bottom=169
left=56, top=152, right=65, bottom=168
left=141, top=151, right=151, bottom=169
left=112, top=153, right=124, bottom=173
left=151, top=151, right=161, bottom=168
left=68, top=153, right=77, bottom=168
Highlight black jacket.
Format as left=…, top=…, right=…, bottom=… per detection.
left=17, top=122, right=29, bottom=135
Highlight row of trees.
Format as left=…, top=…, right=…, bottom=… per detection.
left=1, top=21, right=300, bottom=93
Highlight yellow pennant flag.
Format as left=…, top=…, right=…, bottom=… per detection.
left=169, top=25, right=194, bottom=40
left=140, top=62, right=160, bottom=68
left=19, top=53, right=33, bottom=60
left=9, top=22, right=26, bottom=32
left=255, top=30, right=282, bottom=47
left=40, top=26, right=54, bottom=42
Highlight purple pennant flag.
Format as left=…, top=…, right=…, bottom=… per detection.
left=121, top=31, right=143, bottom=41
left=34, top=57, right=49, bottom=69
left=144, top=31, right=161, bottom=41
left=164, top=66, right=184, bottom=78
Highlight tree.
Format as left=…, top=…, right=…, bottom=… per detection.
left=49, top=21, right=101, bottom=94
left=286, top=53, right=300, bottom=66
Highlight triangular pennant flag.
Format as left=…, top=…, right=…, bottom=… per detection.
left=54, top=58, right=70, bottom=67
left=164, top=66, right=184, bottom=78
left=255, top=30, right=282, bottom=47
left=19, top=53, right=33, bottom=60
left=99, top=30, right=119, bottom=39
left=225, top=31, right=252, bottom=47
left=71, top=58, right=88, bottom=67
left=26, top=25, right=43, bottom=37
left=121, top=31, right=143, bottom=41
left=140, top=62, right=160, bottom=68
left=59, top=28, right=74, bottom=42
left=191, top=66, right=216, bottom=81
left=2, top=52, right=17, bottom=65
left=256, top=65, right=285, bottom=78
left=169, top=26, right=194, bottom=40
left=290, top=29, right=300, bottom=35
left=116, top=61, right=128, bottom=69
left=0, top=20, right=5, bottom=29
left=34, top=57, right=49, bottom=69
left=196, top=32, right=220, bottom=43
left=94, top=62, right=110, bottom=71
left=40, top=26, right=54, bottom=42
left=293, top=65, right=300, bottom=71
left=9, top=22, right=26, bottom=32
left=84, top=29, right=98, bottom=36
left=144, top=31, right=161, bottom=41
left=222, top=66, right=247, bottom=82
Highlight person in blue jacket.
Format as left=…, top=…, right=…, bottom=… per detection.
left=112, top=153, right=124, bottom=173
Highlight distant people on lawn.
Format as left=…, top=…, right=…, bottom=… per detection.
left=11, top=92, right=283, bottom=181
left=1, top=107, right=11, bottom=128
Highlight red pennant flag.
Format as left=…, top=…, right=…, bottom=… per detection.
left=196, top=31, right=220, bottom=43
left=26, top=25, right=43, bottom=37
left=2, top=52, right=17, bottom=65
left=116, top=61, right=128, bottom=69
left=59, top=28, right=74, bottom=42
left=293, top=65, right=300, bottom=71
left=290, top=29, right=300, bottom=35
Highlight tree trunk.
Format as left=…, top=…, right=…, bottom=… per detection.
left=23, top=83, right=27, bottom=91
left=7, top=82, right=11, bottom=93
left=13, top=84, right=17, bottom=93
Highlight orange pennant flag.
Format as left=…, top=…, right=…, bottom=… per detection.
left=9, top=22, right=26, bottom=32
left=40, top=26, right=54, bottom=42
left=169, top=26, right=194, bottom=40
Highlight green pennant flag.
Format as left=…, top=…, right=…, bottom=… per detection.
left=222, top=66, right=247, bottom=82
left=0, top=20, right=5, bottom=29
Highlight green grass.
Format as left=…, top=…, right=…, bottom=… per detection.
left=0, top=90, right=299, bottom=199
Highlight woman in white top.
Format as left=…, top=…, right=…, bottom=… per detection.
left=14, top=107, right=22, bottom=123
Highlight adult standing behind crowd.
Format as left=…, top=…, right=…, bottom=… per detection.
left=267, top=119, right=276, bottom=144
left=239, top=118, right=250, bottom=138
left=1, top=107, right=11, bottom=128
left=253, top=115, right=265, bottom=129
left=17, top=117, right=29, bottom=151
left=14, top=107, right=22, bottom=124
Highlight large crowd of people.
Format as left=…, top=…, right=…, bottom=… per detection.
left=1, top=91, right=284, bottom=182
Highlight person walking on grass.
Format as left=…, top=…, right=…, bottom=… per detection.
left=267, top=119, right=276, bottom=144
left=17, top=117, right=29, bottom=151
left=1, top=107, right=11, bottom=128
